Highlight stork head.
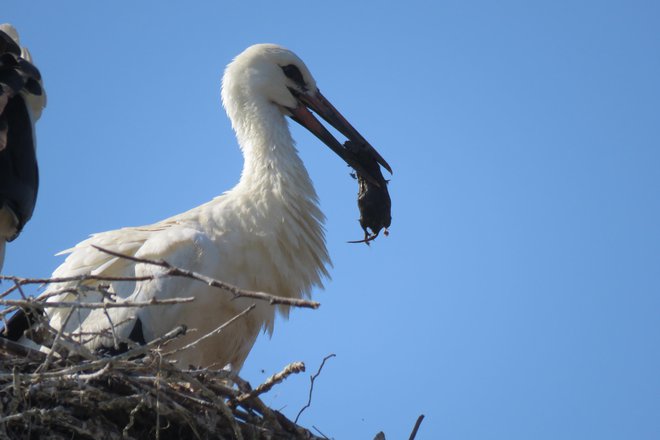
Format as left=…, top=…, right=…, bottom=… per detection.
left=222, top=44, right=391, bottom=183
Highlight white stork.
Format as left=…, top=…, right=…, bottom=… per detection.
left=9, top=43, right=390, bottom=370
left=0, top=24, right=45, bottom=272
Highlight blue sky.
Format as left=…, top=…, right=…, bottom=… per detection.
left=3, top=1, right=660, bottom=438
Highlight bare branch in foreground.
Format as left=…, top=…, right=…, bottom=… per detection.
left=162, top=304, right=256, bottom=358
left=0, top=273, right=156, bottom=297
left=92, top=245, right=321, bottom=309
left=295, top=353, right=336, bottom=423
left=235, top=361, right=306, bottom=403
left=408, top=414, right=425, bottom=440
left=313, top=425, right=332, bottom=439
left=2, top=245, right=320, bottom=311
left=0, top=297, right=195, bottom=310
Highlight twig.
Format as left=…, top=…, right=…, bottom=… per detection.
left=295, top=353, right=336, bottom=423
left=0, top=273, right=156, bottom=286
left=123, top=398, right=146, bottom=437
left=93, top=245, right=320, bottom=309
left=35, top=306, right=75, bottom=373
left=67, top=362, right=111, bottom=382
left=0, top=325, right=187, bottom=381
left=14, top=282, right=27, bottom=301
left=162, top=304, right=255, bottom=358
left=0, top=282, right=20, bottom=299
left=313, top=425, right=331, bottom=439
left=236, top=361, right=306, bottom=403
left=155, top=353, right=162, bottom=440
left=408, top=414, right=425, bottom=440
left=1, top=284, right=123, bottom=312
left=0, top=297, right=195, bottom=310
left=101, top=305, right=120, bottom=350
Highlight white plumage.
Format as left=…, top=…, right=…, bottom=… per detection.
left=21, top=44, right=389, bottom=370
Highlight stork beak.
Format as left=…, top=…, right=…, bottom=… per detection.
left=288, top=89, right=392, bottom=185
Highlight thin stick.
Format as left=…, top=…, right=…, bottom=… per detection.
left=36, top=306, right=76, bottom=373
left=0, top=282, right=20, bottom=299
left=102, top=305, right=120, bottom=350
left=408, top=414, right=425, bottom=440
left=155, top=353, right=162, bottom=440
left=313, top=425, right=331, bottom=439
left=92, top=245, right=320, bottom=309
left=236, top=361, right=306, bottom=403
left=162, top=304, right=255, bottom=357
left=66, top=362, right=111, bottom=382
left=294, top=353, right=336, bottom=423
left=0, top=273, right=156, bottom=285
left=0, top=297, right=195, bottom=309
left=123, top=399, right=146, bottom=437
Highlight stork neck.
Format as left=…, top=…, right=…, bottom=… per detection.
left=233, top=103, right=313, bottom=198
left=218, top=89, right=331, bottom=301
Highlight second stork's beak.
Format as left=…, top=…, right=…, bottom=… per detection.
left=288, top=89, right=392, bottom=185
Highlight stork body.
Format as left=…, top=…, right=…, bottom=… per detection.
left=13, top=44, right=389, bottom=370
left=0, top=24, right=45, bottom=271
left=45, top=180, right=328, bottom=369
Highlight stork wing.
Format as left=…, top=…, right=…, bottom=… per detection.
left=42, top=226, right=165, bottom=348
left=40, top=222, right=226, bottom=355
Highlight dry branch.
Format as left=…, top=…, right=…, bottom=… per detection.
left=1, top=246, right=320, bottom=311
left=0, top=297, right=195, bottom=310
left=92, top=245, right=321, bottom=309
left=295, top=353, right=336, bottom=423
left=162, top=304, right=256, bottom=358
left=408, top=414, right=425, bottom=440
left=236, top=361, right=306, bottom=403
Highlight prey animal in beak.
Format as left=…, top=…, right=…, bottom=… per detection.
left=288, top=88, right=392, bottom=244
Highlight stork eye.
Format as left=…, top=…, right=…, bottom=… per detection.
left=281, top=64, right=305, bottom=87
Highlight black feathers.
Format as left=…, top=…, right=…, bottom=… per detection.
left=0, top=30, right=20, bottom=57
left=281, top=64, right=306, bottom=88
left=0, top=27, right=41, bottom=238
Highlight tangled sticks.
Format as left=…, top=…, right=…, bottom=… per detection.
left=0, top=254, right=423, bottom=439
left=0, top=337, right=322, bottom=439
left=0, top=256, right=324, bottom=440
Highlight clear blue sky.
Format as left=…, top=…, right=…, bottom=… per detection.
left=4, top=1, right=660, bottom=438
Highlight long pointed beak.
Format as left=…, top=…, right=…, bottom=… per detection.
left=289, top=89, right=392, bottom=185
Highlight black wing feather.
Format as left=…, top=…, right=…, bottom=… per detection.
left=0, top=28, right=41, bottom=239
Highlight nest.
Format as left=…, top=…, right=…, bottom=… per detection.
left=0, top=329, right=325, bottom=440
left=0, top=256, right=329, bottom=440
left=0, top=253, right=423, bottom=440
